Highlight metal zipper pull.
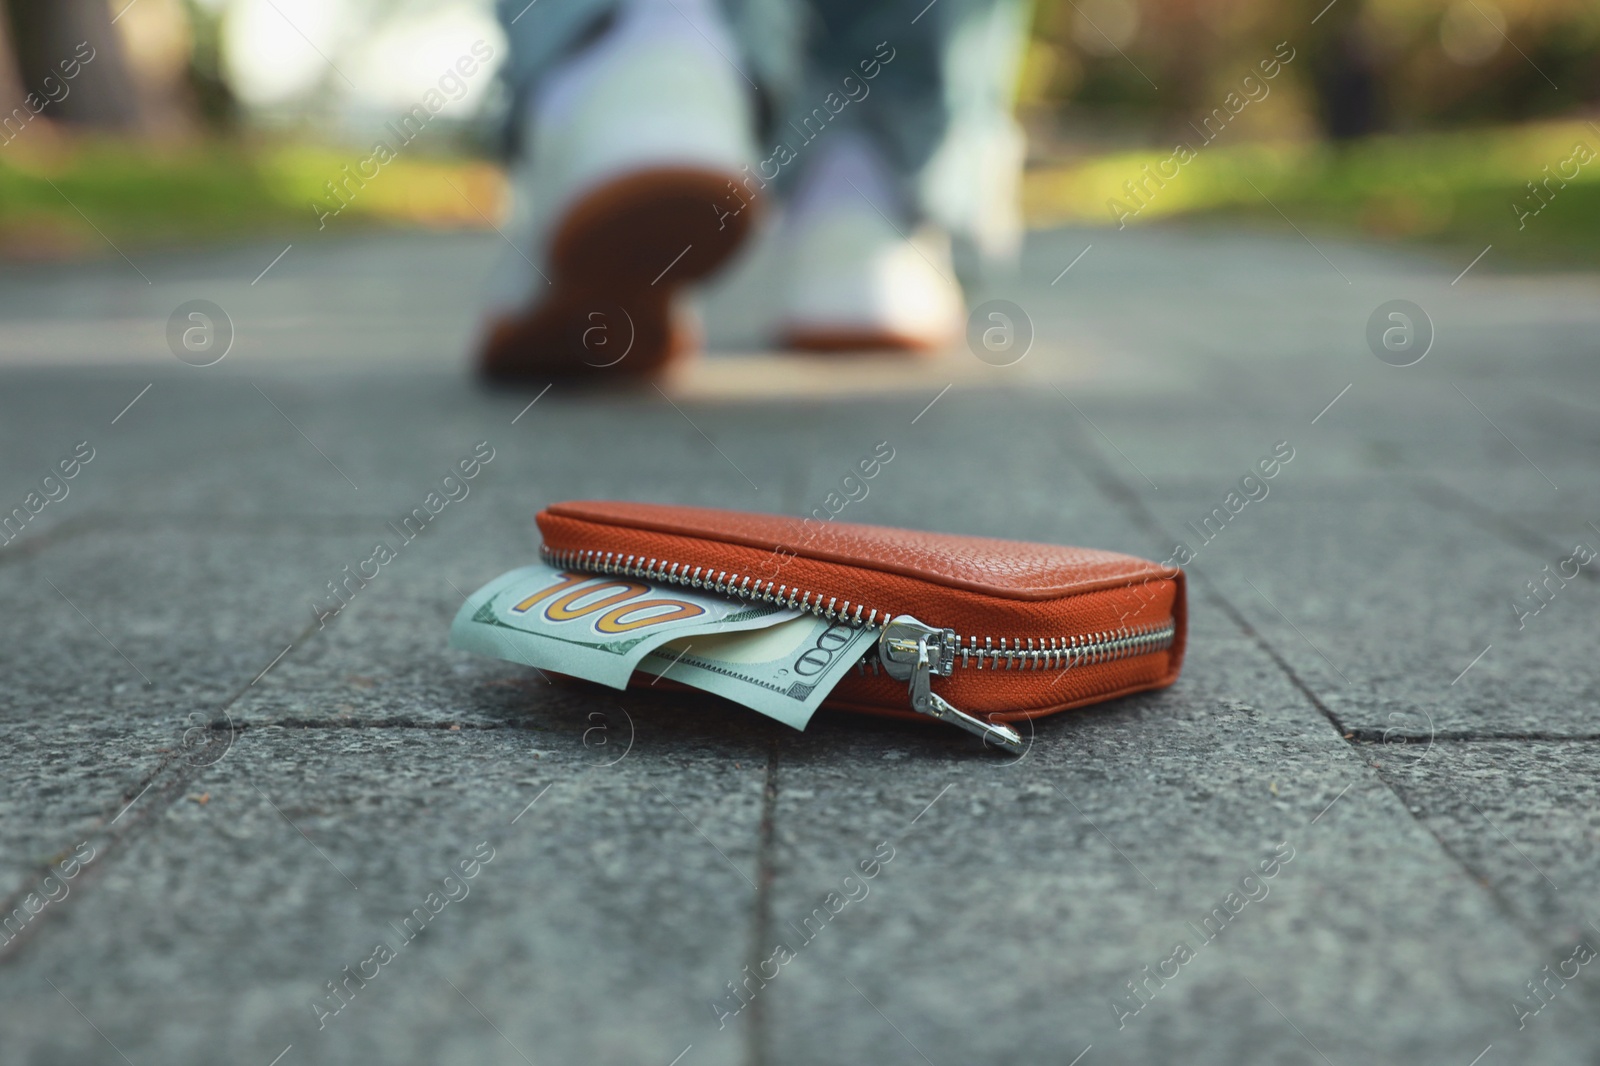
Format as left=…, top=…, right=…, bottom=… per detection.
left=878, top=617, right=1024, bottom=754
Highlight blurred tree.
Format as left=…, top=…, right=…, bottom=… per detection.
left=4, top=0, right=145, bottom=128
left=181, top=0, right=236, bottom=130
left=2, top=0, right=202, bottom=135
left=1023, top=0, right=1599, bottom=146
left=0, top=8, right=25, bottom=116
left=1307, top=9, right=1384, bottom=140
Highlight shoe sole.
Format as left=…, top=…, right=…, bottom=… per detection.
left=480, top=167, right=756, bottom=383
left=780, top=324, right=949, bottom=354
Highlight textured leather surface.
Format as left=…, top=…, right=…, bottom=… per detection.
left=536, top=501, right=1188, bottom=718
left=544, top=500, right=1172, bottom=600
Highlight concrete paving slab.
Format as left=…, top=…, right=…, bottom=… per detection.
left=1376, top=740, right=1600, bottom=936
left=1124, top=485, right=1600, bottom=737
left=0, top=527, right=348, bottom=715
left=0, top=724, right=766, bottom=1066
left=3, top=222, right=1599, bottom=1066
left=0, top=526, right=347, bottom=906
left=760, top=603, right=1600, bottom=1066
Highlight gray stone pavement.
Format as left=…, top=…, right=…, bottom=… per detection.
left=2, top=221, right=1599, bottom=1065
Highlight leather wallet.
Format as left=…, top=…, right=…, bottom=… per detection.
left=536, top=501, right=1186, bottom=749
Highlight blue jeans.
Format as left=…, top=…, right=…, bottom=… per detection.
left=495, top=0, right=1031, bottom=264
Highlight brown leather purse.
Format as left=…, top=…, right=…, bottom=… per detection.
left=535, top=501, right=1186, bottom=750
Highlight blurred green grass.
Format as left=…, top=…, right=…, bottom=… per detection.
left=3, top=121, right=1597, bottom=266
left=1025, top=117, right=1600, bottom=265
left=0, top=138, right=505, bottom=256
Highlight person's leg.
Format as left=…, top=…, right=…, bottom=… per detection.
left=494, top=0, right=803, bottom=157
left=766, top=0, right=1031, bottom=351
left=479, top=0, right=1028, bottom=372
left=776, top=124, right=968, bottom=351
left=800, top=0, right=1033, bottom=267
left=492, top=0, right=624, bottom=160
left=480, top=0, right=774, bottom=381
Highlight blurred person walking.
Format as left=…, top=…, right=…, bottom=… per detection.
left=480, top=0, right=1031, bottom=381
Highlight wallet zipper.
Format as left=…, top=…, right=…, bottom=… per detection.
left=543, top=546, right=1176, bottom=752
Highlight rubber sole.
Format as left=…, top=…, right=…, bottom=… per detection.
left=780, top=324, right=949, bottom=354
left=479, top=167, right=756, bottom=383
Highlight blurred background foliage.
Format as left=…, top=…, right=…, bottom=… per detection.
left=0, top=0, right=1597, bottom=261
left=1018, top=0, right=1598, bottom=139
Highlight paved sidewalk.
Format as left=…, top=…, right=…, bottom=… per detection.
left=2, top=223, right=1598, bottom=1066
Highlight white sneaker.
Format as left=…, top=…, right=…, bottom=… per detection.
left=480, top=0, right=761, bottom=382
left=775, top=134, right=964, bottom=353
left=778, top=213, right=965, bottom=352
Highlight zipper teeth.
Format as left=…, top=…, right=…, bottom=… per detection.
left=542, top=545, right=1177, bottom=672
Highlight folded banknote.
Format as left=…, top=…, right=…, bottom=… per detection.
left=450, top=561, right=873, bottom=728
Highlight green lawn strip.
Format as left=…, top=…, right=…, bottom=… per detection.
left=1025, top=119, right=1600, bottom=265
left=4, top=122, right=1596, bottom=264
left=0, top=139, right=491, bottom=252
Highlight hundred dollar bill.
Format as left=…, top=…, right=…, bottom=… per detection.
left=450, top=562, right=802, bottom=689
left=635, top=614, right=879, bottom=729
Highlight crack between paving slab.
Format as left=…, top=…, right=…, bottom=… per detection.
left=1348, top=730, right=1600, bottom=743
left=0, top=613, right=328, bottom=964
left=0, top=745, right=196, bottom=964
left=0, top=510, right=392, bottom=570
left=90, top=512, right=406, bottom=535
left=229, top=717, right=556, bottom=732
left=0, top=512, right=113, bottom=568
left=1066, top=421, right=1573, bottom=948
left=726, top=449, right=808, bottom=1065
left=1414, top=476, right=1600, bottom=580
left=743, top=737, right=779, bottom=1066
left=1199, top=583, right=1351, bottom=733
left=1061, top=425, right=1353, bottom=738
